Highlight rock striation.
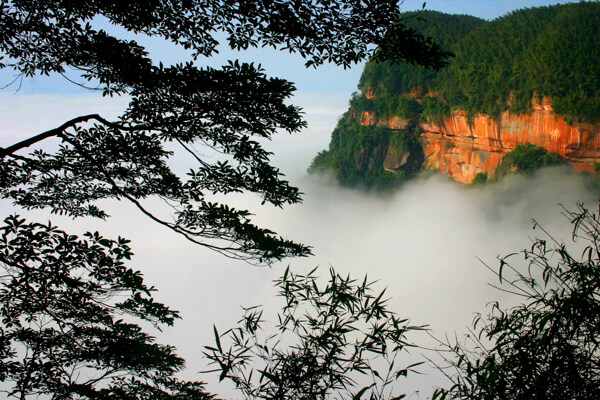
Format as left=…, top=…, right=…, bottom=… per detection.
left=360, top=97, right=600, bottom=184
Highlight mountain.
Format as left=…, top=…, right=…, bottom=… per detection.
left=309, top=3, right=600, bottom=188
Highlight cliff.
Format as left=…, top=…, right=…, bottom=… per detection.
left=309, top=4, right=600, bottom=189
left=360, top=97, right=600, bottom=184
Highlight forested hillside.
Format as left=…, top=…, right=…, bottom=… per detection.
left=310, top=2, right=600, bottom=189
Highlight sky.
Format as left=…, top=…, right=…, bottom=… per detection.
left=0, top=1, right=588, bottom=398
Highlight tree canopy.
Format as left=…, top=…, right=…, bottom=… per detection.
left=358, top=3, right=600, bottom=123
left=0, top=0, right=450, bottom=264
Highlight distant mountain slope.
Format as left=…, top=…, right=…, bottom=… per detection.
left=310, top=3, right=600, bottom=188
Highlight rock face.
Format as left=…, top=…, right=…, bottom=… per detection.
left=361, top=97, right=600, bottom=184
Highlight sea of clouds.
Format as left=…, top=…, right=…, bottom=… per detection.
left=2, top=91, right=598, bottom=398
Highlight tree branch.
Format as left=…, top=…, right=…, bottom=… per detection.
left=56, top=133, right=255, bottom=261
left=0, top=114, right=149, bottom=157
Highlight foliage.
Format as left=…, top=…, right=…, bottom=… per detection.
left=359, top=12, right=483, bottom=96
left=204, top=267, right=424, bottom=400
left=0, top=0, right=450, bottom=265
left=0, top=0, right=451, bottom=76
left=495, top=143, right=566, bottom=177
left=420, top=97, right=451, bottom=124
left=308, top=116, right=415, bottom=191
left=434, top=204, right=600, bottom=399
left=350, top=93, right=423, bottom=121
left=0, top=215, right=213, bottom=399
left=360, top=3, right=600, bottom=123
left=469, top=172, right=488, bottom=185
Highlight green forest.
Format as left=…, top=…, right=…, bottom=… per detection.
left=310, top=2, right=600, bottom=189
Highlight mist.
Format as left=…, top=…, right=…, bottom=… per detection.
left=2, top=92, right=599, bottom=398
left=102, top=164, right=596, bottom=398
left=128, top=124, right=599, bottom=396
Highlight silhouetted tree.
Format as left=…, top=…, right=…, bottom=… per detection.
left=0, top=215, right=214, bottom=399
left=434, top=204, right=600, bottom=400
left=205, top=267, right=424, bottom=399
left=0, top=0, right=450, bottom=263
left=0, top=1, right=450, bottom=398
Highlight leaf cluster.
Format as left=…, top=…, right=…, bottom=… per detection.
left=0, top=0, right=450, bottom=85
left=434, top=204, right=600, bottom=399
left=0, top=215, right=213, bottom=399
left=204, top=267, right=425, bottom=400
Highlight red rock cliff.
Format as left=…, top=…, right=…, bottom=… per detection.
left=361, top=97, right=600, bottom=184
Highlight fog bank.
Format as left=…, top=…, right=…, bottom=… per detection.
left=121, top=164, right=597, bottom=397
left=2, top=92, right=598, bottom=397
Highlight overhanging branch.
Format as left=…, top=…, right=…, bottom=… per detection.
left=0, top=114, right=148, bottom=157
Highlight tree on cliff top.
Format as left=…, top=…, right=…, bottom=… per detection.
left=0, top=0, right=451, bottom=398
